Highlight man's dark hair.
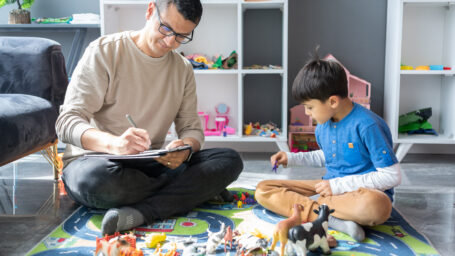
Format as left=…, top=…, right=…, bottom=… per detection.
left=292, top=54, right=348, bottom=103
left=156, top=0, right=203, bottom=24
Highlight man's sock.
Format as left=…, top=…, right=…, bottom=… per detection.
left=328, top=215, right=365, bottom=242
left=219, top=188, right=234, bottom=202
left=101, top=206, right=145, bottom=235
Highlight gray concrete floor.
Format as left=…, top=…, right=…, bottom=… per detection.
left=0, top=152, right=454, bottom=256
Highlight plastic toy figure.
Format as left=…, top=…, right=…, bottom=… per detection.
left=235, top=231, right=268, bottom=256
left=206, top=222, right=227, bottom=254
left=272, top=160, right=278, bottom=173
left=270, top=204, right=304, bottom=256
left=224, top=226, right=234, bottom=252
left=145, top=232, right=167, bottom=248
left=95, top=236, right=143, bottom=256
left=287, top=204, right=335, bottom=256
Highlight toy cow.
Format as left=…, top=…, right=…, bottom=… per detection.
left=287, top=204, right=335, bottom=256
left=270, top=203, right=305, bottom=256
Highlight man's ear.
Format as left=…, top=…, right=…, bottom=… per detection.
left=146, top=2, right=155, bottom=20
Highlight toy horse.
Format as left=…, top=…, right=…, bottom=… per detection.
left=270, top=204, right=304, bottom=256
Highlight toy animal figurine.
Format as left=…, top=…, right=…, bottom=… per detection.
left=270, top=203, right=304, bottom=256
left=151, top=243, right=178, bottom=256
left=145, top=232, right=166, bottom=248
left=95, top=237, right=144, bottom=256
left=206, top=221, right=226, bottom=254
left=182, top=244, right=206, bottom=256
left=180, top=236, right=206, bottom=256
left=235, top=232, right=268, bottom=256
left=224, top=225, right=233, bottom=252
left=287, top=204, right=335, bottom=256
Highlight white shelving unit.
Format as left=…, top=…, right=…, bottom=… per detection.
left=384, top=0, right=455, bottom=161
left=100, top=0, right=288, bottom=151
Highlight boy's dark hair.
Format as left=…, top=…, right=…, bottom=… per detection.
left=156, top=0, right=203, bottom=24
left=292, top=54, right=348, bottom=102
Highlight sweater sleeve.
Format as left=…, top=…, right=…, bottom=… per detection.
left=55, top=45, right=109, bottom=148
left=173, top=63, right=205, bottom=147
left=329, top=163, right=402, bottom=195
left=286, top=150, right=326, bottom=167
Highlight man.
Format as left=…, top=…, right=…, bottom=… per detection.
left=56, top=0, right=243, bottom=235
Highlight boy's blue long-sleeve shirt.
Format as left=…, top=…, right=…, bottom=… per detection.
left=315, top=103, right=398, bottom=200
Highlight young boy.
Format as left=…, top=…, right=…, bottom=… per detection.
left=255, top=55, right=401, bottom=242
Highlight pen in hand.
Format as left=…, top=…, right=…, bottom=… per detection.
left=125, top=114, right=152, bottom=150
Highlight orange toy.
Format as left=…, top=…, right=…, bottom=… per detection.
left=270, top=204, right=304, bottom=256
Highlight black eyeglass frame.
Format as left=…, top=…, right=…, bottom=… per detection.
left=155, top=5, right=194, bottom=44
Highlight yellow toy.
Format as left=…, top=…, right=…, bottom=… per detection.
left=244, top=123, right=253, bottom=135
left=145, top=232, right=166, bottom=248
left=237, top=200, right=243, bottom=208
left=400, top=65, right=413, bottom=70
left=415, top=65, right=430, bottom=70
left=251, top=229, right=268, bottom=240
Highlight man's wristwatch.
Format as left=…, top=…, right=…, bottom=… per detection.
left=184, top=144, right=193, bottom=162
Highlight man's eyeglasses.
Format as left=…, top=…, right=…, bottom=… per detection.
left=155, top=5, right=193, bottom=44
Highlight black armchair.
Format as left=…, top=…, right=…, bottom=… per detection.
left=0, top=37, right=68, bottom=179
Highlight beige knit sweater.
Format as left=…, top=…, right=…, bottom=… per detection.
left=56, top=31, right=204, bottom=164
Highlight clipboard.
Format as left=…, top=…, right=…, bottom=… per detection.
left=84, top=145, right=192, bottom=160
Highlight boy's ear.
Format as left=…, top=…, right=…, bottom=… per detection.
left=328, top=95, right=340, bottom=109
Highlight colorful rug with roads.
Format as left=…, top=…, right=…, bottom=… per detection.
left=27, top=188, right=439, bottom=256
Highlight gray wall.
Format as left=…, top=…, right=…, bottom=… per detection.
left=288, top=0, right=387, bottom=116
left=0, top=0, right=100, bottom=76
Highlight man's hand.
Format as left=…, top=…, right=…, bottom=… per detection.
left=109, top=127, right=151, bottom=155
left=315, top=180, right=333, bottom=197
left=270, top=151, right=288, bottom=168
left=155, top=139, right=190, bottom=169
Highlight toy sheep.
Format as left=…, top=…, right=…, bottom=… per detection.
left=287, top=204, right=335, bottom=256
left=270, top=203, right=305, bottom=256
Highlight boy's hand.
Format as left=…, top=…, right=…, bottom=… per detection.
left=270, top=151, right=288, bottom=168
left=315, top=180, right=333, bottom=197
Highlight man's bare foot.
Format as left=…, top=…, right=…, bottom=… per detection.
left=327, top=234, right=337, bottom=248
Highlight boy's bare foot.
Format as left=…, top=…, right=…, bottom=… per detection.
left=327, top=234, right=337, bottom=247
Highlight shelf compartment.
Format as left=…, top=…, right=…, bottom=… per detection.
left=401, top=2, right=455, bottom=69
left=179, top=4, right=238, bottom=62
left=243, top=74, right=283, bottom=132
left=195, top=74, right=239, bottom=137
left=398, top=75, right=455, bottom=142
left=243, top=8, right=282, bottom=67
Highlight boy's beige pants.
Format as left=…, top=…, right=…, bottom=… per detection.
left=255, top=179, right=392, bottom=226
